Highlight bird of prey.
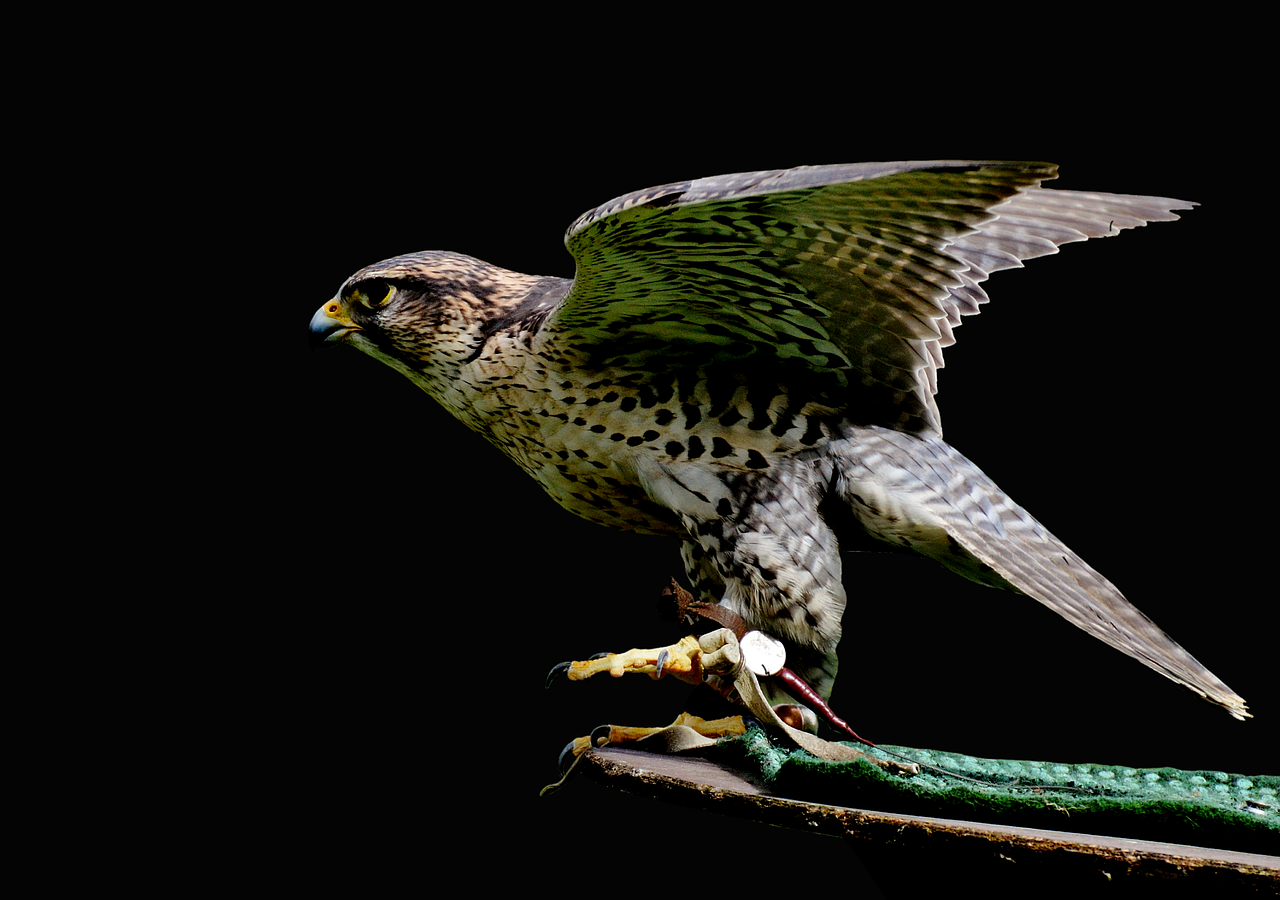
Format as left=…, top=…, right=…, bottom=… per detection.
left=310, top=161, right=1248, bottom=722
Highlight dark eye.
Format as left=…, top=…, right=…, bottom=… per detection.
left=348, top=281, right=396, bottom=309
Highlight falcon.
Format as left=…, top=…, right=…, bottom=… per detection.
left=310, top=161, right=1248, bottom=723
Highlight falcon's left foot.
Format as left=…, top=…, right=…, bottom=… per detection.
left=561, top=711, right=749, bottom=760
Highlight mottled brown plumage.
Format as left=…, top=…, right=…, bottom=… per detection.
left=311, top=161, right=1248, bottom=720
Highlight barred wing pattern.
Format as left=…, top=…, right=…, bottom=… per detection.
left=554, top=161, right=1192, bottom=436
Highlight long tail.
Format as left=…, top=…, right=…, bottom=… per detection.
left=835, top=426, right=1250, bottom=720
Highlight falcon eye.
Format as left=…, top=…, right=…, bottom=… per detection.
left=350, top=281, right=395, bottom=309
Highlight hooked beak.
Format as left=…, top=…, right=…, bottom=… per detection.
left=309, top=297, right=360, bottom=346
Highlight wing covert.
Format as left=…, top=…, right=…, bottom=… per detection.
left=545, top=161, right=1192, bottom=436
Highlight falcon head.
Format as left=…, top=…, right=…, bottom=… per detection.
left=310, top=250, right=550, bottom=407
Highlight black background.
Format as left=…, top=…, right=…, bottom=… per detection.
left=184, top=37, right=1274, bottom=894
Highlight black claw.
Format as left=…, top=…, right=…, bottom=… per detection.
left=557, top=739, right=580, bottom=776
left=556, top=725, right=613, bottom=776
left=655, top=648, right=669, bottom=679
left=545, top=661, right=571, bottom=689
left=546, top=653, right=614, bottom=688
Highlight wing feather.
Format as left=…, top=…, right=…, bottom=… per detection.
left=546, top=161, right=1193, bottom=436
left=846, top=429, right=1250, bottom=720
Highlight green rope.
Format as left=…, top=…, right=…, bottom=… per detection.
left=707, top=721, right=1277, bottom=855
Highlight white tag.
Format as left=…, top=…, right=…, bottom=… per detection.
left=740, top=630, right=786, bottom=676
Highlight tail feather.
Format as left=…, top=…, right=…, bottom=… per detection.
left=837, top=427, right=1250, bottom=720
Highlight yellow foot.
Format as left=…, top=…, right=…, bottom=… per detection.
left=548, top=628, right=917, bottom=775
left=560, top=629, right=741, bottom=686
left=563, top=712, right=748, bottom=759
left=540, top=711, right=747, bottom=796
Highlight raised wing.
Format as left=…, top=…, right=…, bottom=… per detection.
left=546, top=161, right=1192, bottom=436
